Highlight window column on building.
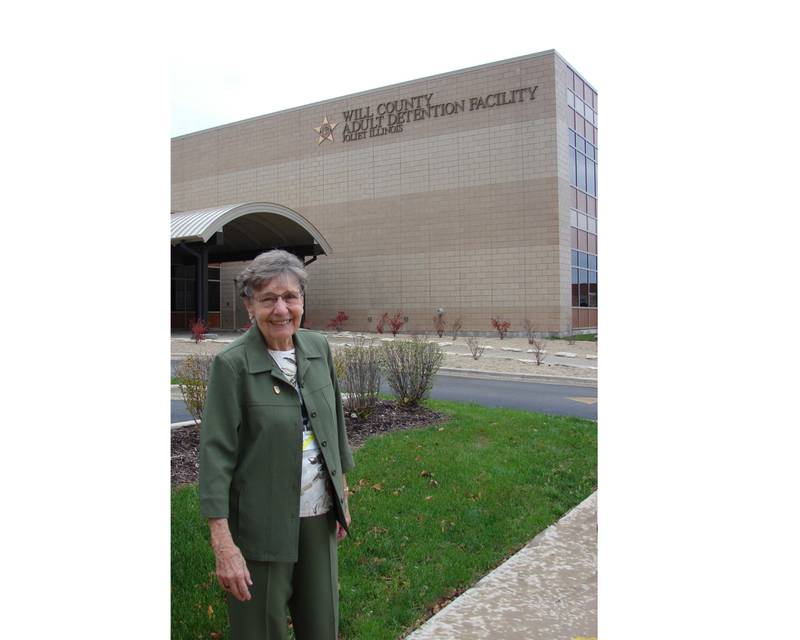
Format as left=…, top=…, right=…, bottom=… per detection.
left=567, top=70, right=598, bottom=331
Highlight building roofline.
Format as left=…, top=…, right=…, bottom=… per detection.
left=173, top=49, right=592, bottom=141
left=551, top=50, right=597, bottom=94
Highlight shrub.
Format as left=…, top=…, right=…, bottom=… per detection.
left=327, top=311, right=349, bottom=331
left=531, top=337, right=546, bottom=365
left=335, top=337, right=382, bottom=417
left=388, top=312, right=405, bottom=337
left=175, top=353, right=214, bottom=425
left=332, top=348, right=347, bottom=382
left=524, top=321, right=547, bottom=365
left=450, top=317, right=463, bottom=341
left=433, top=312, right=447, bottom=338
left=491, top=316, right=511, bottom=339
left=465, top=336, right=486, bottom=360
left=522, top=319, right=536, bottom=345
left=379, top=336, right=444, bottom=407
left=376, top=312, right=389, bottom=334
left=189, top=318, right=208, bottom=343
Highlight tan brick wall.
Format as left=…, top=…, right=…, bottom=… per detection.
left=172, top=51, right=595, bottom=334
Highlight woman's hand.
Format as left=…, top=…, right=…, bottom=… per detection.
left=214, top=543, right=252, bottom=601
left=208, top=518, right=252, bottom=601
left=337, top=481, right=352, bottom=541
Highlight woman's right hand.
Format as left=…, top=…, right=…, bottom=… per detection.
left=214, top=542, right=253, bottom=602
left=208, top=518, right=252, bottom=601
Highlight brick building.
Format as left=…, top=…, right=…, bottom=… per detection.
left=171, top=49, right=598, bottom=335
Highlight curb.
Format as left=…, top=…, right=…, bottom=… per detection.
left=437, top=367, right=597, bottom=387
left=171, top=420, right=197, bottom=430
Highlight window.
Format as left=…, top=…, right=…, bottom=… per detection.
left=569, top=148, right=577, bottom=185
left=208, top=265, right=221, bottom=312
left=567, top=75, right=598, bottom=313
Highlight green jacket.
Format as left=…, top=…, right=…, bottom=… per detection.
left=199, top=327, right=354, bottom=562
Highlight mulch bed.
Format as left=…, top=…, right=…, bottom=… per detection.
left=171, top=400, right=446, bottom=486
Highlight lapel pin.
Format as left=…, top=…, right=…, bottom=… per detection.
left=273, top=385, right=280, bottom=394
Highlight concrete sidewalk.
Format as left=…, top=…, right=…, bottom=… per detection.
left=405, top=492, right=597, bottom=640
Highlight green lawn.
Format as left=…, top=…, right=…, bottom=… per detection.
left=171, top=399, right=597, bottom=639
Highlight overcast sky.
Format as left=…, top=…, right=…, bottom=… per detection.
left=170, top=4, right=608, bottom=137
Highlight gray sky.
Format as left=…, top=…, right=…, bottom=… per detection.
left=170, top=3, right=607, bottom=138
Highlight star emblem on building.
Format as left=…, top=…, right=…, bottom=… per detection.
left=314, top=116, right=337, bottom=144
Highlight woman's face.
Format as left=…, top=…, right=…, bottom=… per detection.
left=243, top=273, right=304, bottom=350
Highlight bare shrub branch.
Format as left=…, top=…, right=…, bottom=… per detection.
left=334, top=337, right=382, bottom=417
left=379, top=337, right=444, bottom=407
left=175, top=353, right=214, bottom=425
left=450, top=317, right=463, bottom=341
left=465, top=336, right=486, bottom=360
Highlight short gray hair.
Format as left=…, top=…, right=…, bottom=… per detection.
left=236, top=250, right=308, bottom=299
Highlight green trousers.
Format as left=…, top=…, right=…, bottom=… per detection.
left=227, top=511, right=339, bottom=640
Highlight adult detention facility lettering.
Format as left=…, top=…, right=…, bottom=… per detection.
left=338, top=86, right=538, bottom=143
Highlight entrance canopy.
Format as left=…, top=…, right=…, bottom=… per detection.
left=170, top=201, right=332, bottom=263
left=170, top=202, right=332, bottom=325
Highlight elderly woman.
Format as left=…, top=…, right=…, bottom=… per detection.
left=199, top=249, right=353, bottom=640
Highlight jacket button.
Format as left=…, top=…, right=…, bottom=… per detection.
left=321, top=440, right=327, bottom=447
left=331, top=469, right=337, bottom=476
left=311, top=411, right=317, bottom=418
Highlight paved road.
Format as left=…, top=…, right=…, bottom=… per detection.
left=172, top=374, right=596, bottom=424
left=429, top=374, right=596, bottom=420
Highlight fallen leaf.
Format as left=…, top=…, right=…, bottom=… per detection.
left=438, top=427, right=445, bottom=432
left=210, top=632, right=221, bottom=639
left=429, top=479, right=439, bottom=487
left=419, top=470, right=431, bottom=477
left=207, top=605, right=214, bottom=618
left=372, top=483, right=383, bottom=491
left=425, top=495, right=433, bottom=500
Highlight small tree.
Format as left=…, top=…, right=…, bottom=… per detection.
left=175, top=353, right=214, bottom=425
left=327, top=311, right=349, bottom=331
left=524, top=321, right=547, bottom=366
left=388, top=312, right=405, bottom=337
left=379, top=337, right=444, bottom=407
left=491, top=316, right=511, bottom=340
left=433, top=311, right=447, bottom=338
left=335, top=336, right=381, bottom=417
left=465, top=336, right=486, bottom=360
left=376, top=312, right=389, bottom=334
left=523, top=319, right=536, bottom=345
left=450, top=317, right=463, bottom=341
left=190, top=317, right=208, bottom=344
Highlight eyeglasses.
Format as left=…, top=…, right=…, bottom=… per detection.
left=254, top=291, right=304, bottom=309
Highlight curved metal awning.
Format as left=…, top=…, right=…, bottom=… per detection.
left=170, top=202, right=332, bottom=256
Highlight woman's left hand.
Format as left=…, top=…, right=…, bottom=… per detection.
left=336, top=500, right=352, bottom=541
